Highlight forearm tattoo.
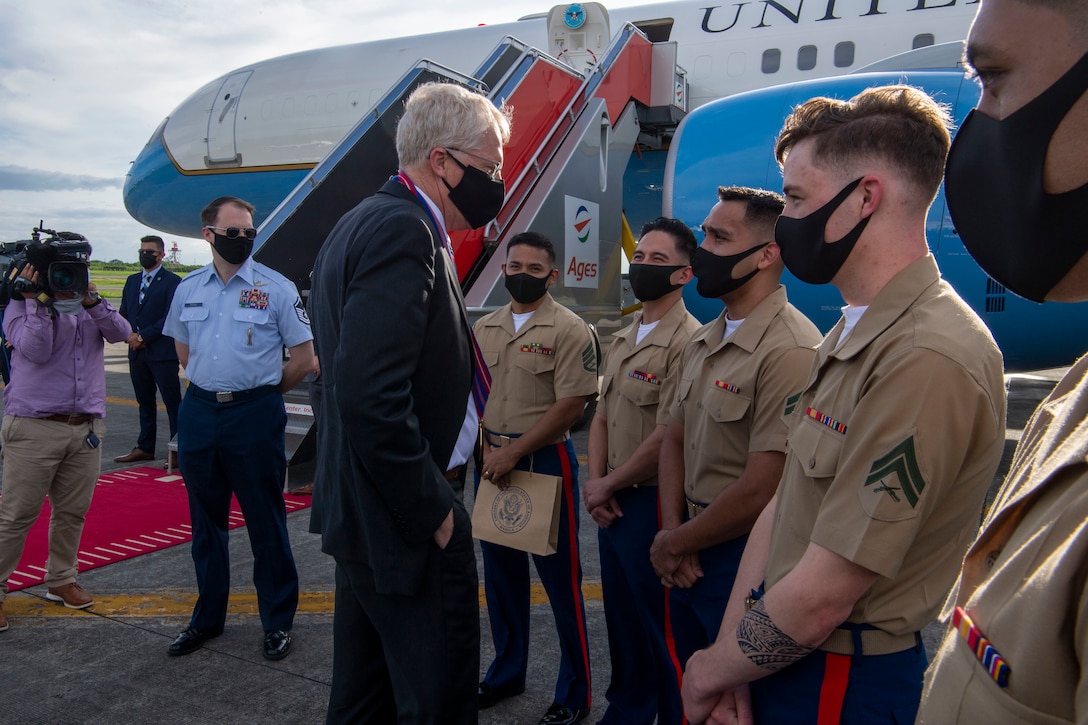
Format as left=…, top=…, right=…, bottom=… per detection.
left=736, top=599, right=815, bottom=671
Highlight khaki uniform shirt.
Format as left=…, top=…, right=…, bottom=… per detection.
left=919, top=356, right=1088, bottom=725
left=598, top=299, right=700, bottom=485
left=765, top=256, right=1006, bottom=639
left=670, top=286, right=820, bottom=505
left=475, top=293, right=598, bottom=435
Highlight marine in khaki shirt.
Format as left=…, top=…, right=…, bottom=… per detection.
left=765, top=255, right=1006, bottom=634
left=583, top=218, right=700, bottom=724
left=651, top=188, right=820, bottom=674
left=476, top=291, right=598, bottom=436
left=919, top=357, right=1088, bottom=724
left=918, top=1, right=1088, bottom=721
left=473, top=232, right=598, bottom=723
left=681, top=87, right=1006, bottom=725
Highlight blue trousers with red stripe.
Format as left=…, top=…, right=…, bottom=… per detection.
left=597, top=485, right=685, bottom=725
left=749, top=635, right=927, bottom=724
left=477, top=438, right=591, bottom=710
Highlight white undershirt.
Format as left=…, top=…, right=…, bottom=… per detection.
left=723, top=316, right=745, bottom=342
left=835, top=305, right=869, bottom=351
left=636, top=319, right=661, bottom=345
left=512, top=310, right=535, bottom=333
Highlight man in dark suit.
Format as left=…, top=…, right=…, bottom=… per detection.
left=309, top=82, right=511, bottom=724
left=115, top=235, right=182, bottom=467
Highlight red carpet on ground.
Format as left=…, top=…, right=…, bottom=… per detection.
left=5, top=466, right=312, bottom=593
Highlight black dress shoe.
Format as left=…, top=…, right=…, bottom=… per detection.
left=478, top=681, right=525, bottom=709
left=263, top=629, right=292, bottom=660
left=167, top=626, right=220, bottom=656
left=539, top=703, right=590, bottom=725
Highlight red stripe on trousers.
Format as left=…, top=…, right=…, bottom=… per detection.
left=817, top=652, right=851, bottom=725
left=558, top=442, right=592, bottom=706
left=658, top=495, right=688, bottom=725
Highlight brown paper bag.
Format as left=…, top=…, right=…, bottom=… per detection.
left=471, top=468, right=563, bottom=556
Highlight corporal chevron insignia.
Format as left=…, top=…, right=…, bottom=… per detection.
left=865, top=436, right=925, bottom=509
left=784, top=392, right=802, bottom=417
left=582, top=340, right=596, bottom=373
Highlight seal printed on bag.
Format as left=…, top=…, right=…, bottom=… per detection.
left=492, top=486, right=533, bottom=533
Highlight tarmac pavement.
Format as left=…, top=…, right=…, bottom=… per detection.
left=0, top=341, right=1065, bottom=724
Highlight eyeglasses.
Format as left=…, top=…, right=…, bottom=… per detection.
left=445, top=147, right=502, bottom=182
left=204, top=225, right=257, bottom=240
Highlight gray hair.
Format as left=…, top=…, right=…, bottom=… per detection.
left=396, top=82, right=512, bottom=169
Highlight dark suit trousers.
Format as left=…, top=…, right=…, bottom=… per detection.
left=177, top=387, right=298, bottom=634
left=326, top=500, right=479, bottom=725
left=129, top=352, right=181, bottom=453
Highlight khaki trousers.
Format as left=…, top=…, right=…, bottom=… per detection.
left=0, top=415, right=103, bottom=600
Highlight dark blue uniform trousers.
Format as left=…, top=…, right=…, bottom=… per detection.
left=178, top=385, right=298, bottom=634
left=597, top=485, right=685, bottom=725
left=667, top=533, right=749, bottom=672
left=129, top=352, right=181, bottom=454
left=750, top=632, right=927, bottom=724
left=477, top=438, right=592, bottom=710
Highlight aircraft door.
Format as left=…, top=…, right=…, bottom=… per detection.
left=205, top=70, right=252, bottom=167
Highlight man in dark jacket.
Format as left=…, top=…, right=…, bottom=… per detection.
left=115, top=235, right=182, bottom=468
left=309, top=82, right=511, bottom=724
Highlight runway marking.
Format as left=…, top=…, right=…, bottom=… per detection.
left=2, top=582, right=606, bottom=618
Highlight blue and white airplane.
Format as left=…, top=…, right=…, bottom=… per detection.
left=124, top=0, right=1088, bottom=370
left=124, top=0, right=978, bottom=238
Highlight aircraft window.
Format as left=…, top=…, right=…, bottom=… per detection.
left=798, top=45, right=818, bottom=71
left=762, top=49, right=782, bottom=74
left=834, top=42, right=855, bottom=68
left=913, top=33, right=936, bottom=49
left=633, top=18, right=674, bottom=43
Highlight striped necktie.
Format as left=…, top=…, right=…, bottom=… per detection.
left=139, top=273, right=151, bottom=304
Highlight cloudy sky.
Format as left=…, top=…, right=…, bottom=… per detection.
left=1, top=0, right=661, bottom=266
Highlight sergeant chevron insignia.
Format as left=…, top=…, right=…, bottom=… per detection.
left=582, top=340, right=596, bottom=373
left=864, top=436, right=926, bottom=510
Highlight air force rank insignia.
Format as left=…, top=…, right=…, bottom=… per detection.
left=294, top=297, right=310, bottom=325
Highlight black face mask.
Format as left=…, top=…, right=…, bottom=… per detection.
left=692, top=243, right=767, bottom=299
left=212, top=233, right=253, bottom=265
left=504, top=272, right=551, bottom=304
left=443, top=154, right=506, bottom=230
left=629, top=263, right=686, bottom=302
left=138, top=250, right=159, bottom=270
left=774, top=178, right=871, bottom=285
left=945, top=50, right=1088, bottom=303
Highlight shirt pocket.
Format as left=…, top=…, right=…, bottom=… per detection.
left=618, top=372, right=661, bottom=408
left=233, top=307, right=270, bottom=326
left=789, top=414, right=845, bottom=479
left=179, top=306, right=209, bottom=323
left=704, top=382, right=751, bottom=424
left=514, top=349, right=557, bottom=376
left=484, top=351, right=500, bottom=372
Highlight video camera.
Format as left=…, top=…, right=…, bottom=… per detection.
left=0, top=222, right=92, bottom=308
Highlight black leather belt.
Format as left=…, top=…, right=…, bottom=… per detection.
left=44, top=413, right=94, bottom=425
left=188, top=384, right=278, bottom=403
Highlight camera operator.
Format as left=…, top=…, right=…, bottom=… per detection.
left=0, top=260, right=130, bottom=631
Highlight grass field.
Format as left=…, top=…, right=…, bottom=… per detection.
left=91, top=266, right=193, bottom=300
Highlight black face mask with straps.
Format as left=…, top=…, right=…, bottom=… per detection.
left=945, top=50, right=1088, bottom=302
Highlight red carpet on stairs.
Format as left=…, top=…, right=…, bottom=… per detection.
left=4, top=466, right=312, bottom=593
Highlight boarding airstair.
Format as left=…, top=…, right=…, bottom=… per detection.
left=251, top=2, right=688, bottom=466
